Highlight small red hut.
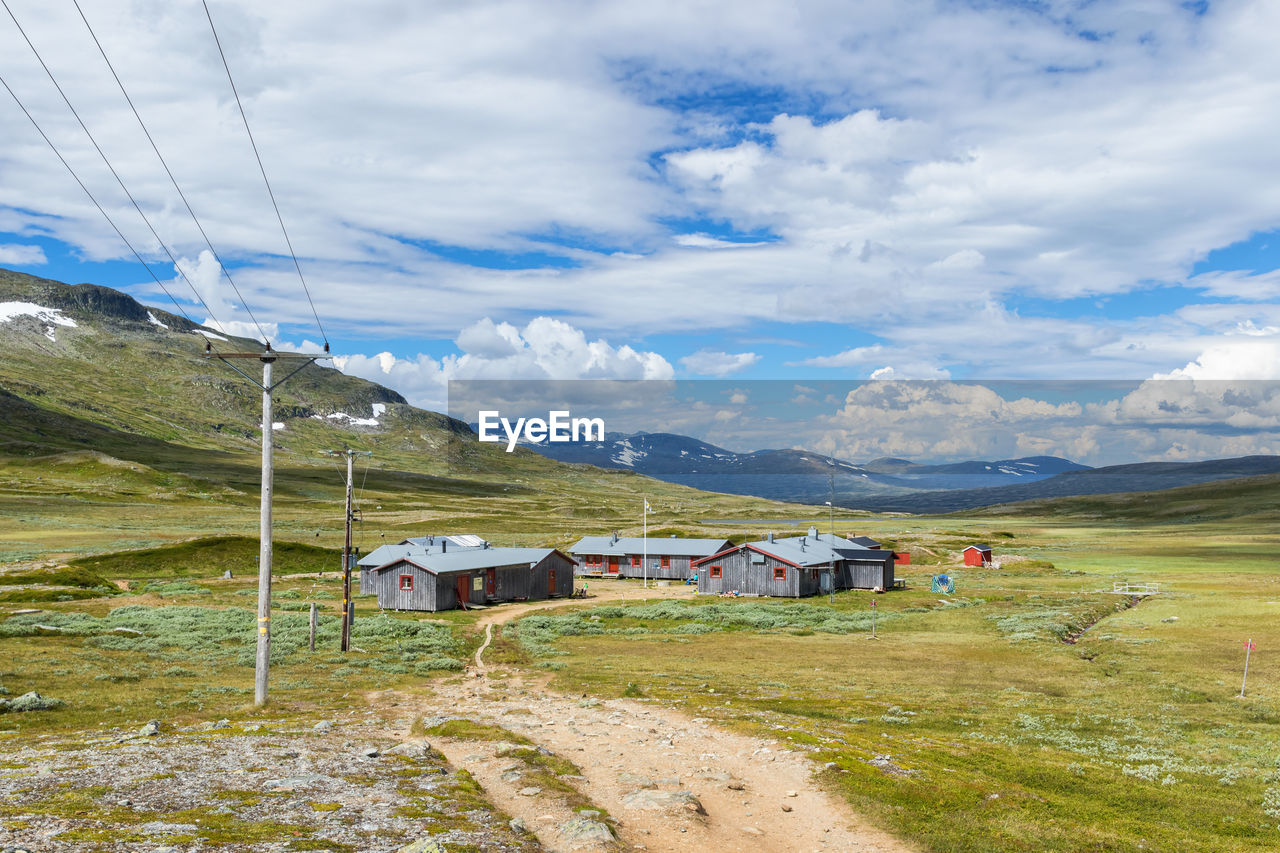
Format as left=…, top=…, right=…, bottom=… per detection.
left=963, top=545, right=993, bottom=566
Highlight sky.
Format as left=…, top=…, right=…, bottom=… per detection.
left=1, top=0, right=1279, bottom=462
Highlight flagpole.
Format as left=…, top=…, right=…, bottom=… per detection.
left=643, top=497, right=648, bottom=589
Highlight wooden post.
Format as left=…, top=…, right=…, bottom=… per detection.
left=308, top=602, right=317, bottom=652
left=254, top=356, right=275, bottom=706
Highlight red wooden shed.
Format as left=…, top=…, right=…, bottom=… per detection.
left=963, top=545, right=992, bottom=566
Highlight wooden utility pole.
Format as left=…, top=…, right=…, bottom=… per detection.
left=325, top=448, right=370, bottom=652
left=208, top=347, right=324, bottom=707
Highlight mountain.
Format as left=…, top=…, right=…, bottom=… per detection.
left=0, top=268, right=815, bottom=561
left=854, top=455, right=1280, bottom=514
left=524, top=430, right=1087, bottom=504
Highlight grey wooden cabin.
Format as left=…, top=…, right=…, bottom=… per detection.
left=369, top=547, right=574, bottom=612
left=693, top=529, right=894, bottom=597
left=568, top=535, right=732, bottom=581
left=357, top=534, right=489, bottom=595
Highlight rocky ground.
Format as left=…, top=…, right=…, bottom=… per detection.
left=0, top=713, right=539, bottom=852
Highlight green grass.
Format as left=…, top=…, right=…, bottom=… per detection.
left=514, top=515, right=1280, bottom=852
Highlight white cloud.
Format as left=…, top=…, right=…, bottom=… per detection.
left=0, top=244, right=46, bottom=265
left=679, top=349, right=760, bottom=377
left=335, top=316, right=672, bottom=409
left=1156, top=339, right=1280, bottom=380
left=1, top=0, right=1279, bottom=381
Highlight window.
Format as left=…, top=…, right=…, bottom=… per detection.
left=472, top=575, right=483, bottom=591
left=709, top=565, right=722, bottom=579
left=661, top=556, right=671, bottom=569
left=773, top=566, right=787, bottom=581
left=399, top=574, right=413, bottom=591
left=631, top=555, right=640, bottom=568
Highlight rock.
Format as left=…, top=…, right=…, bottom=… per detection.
left=1162, top=616, right=1179, bottom=623
left=264, top=773, right=331, bottom=791
left=1, top=691, right=64, bottom=713
left=385, top=739, right=430, bottom=757
left=785, top=790, right=798, bottom=797
left=558, top=817, right=615, bottom=848
left=577, top=809, right=601, bottom=819
left=398, top=841, right=448, bottom=853
left=518, top=786, right=542, bottom=796
left=622, top=789, right=705, bottom=815
left=313, top=720, right=334, bottom=733
left=201, top=719, right=231, bottom=730
left=727, top=780, right=746, bottom=791
left=139, top=720, right=162, bottom=737
left=361, top=747, right=381, bottom=758
left=509, top=817, right=528, bottom=833
left=741, top=825, right=763, bottom=835
left=500, top=770, right=523, bottom=783
left=781, top=804, right=793, bottom=812
left=618, top=771, right=656, bottom=789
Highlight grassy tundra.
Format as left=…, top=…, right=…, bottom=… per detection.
left=3, top=477, right=1279, bottom=850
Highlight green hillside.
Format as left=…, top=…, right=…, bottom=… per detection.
left=0, top=268, right=819, bottom=562
left=971, top=471, right=1280, bottom=524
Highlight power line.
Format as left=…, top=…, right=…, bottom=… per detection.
left=71, top=0, right=275, bottom=350
left=202, top=0, right=329, bottom=352
left=0, top=0, right=244, bottom=343
left=0, top=72, right=220, bottom=350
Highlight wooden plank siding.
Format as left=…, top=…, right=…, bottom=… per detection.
left=696, top=548, right=817, bottom=598
left=371, top=552, right=575, bottom=612
left=697, top=546, right=894, bottom=597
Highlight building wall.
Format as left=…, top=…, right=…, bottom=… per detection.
left=573, top=542, right=730, bottom=580
left=964, top=549, right=991, bottom=566
left=696, top=548, right=810, bottom=597
left=372, top=565, right=438, bottom=611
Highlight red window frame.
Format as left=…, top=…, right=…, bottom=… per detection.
left=773, top=566, right=787, bottom=581
left=661, top=556, right=671, bottom=569
left=631, top=555, right=640, bottom=568
left=399, top=574, right=414, bottom=591
left=709, top=565, right=722, bottom=579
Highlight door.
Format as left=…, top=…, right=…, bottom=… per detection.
left=485, top=568, right=496, bottom=597
left=607, top=556, right=619, bottom=574
left=455, top=575, right=470, bottom=609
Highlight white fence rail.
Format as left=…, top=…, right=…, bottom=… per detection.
left=1113, top=581, right=1160, bottom=595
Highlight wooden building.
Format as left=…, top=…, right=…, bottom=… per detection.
left=568, top=535, right=733, bottom=581
left=693, top=528, right=894, bottom=597
left=356, top=534, right=489, bottom=595
left=963, top=545, right=993, bottom=566
left=368, top=547, right=573, bottom=612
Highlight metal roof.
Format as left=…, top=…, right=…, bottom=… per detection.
left=401, top=534, right=488, bottom=548
left=357, top=538, right=488, bottom=568
left=964, top=544, right=992, bottom=552
left=567, top=536, right=732, bottom=558
left=846, top=536, right=882, bottom=548
left=373, top=547, right=564, bottom=575
left=696, top=533, right=893, bottom=568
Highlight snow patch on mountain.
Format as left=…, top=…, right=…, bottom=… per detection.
left=147, top=311, right=169, bottom=329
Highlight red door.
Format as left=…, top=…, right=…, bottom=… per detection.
left=486, top=568, right=496, bottom=596
left=455, top=575, right=470, bottom=609
left=607, top=557, right=619, bottom=574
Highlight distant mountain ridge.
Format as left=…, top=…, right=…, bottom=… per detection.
left=523, top=430, right=1091, bottom=504
left=522, top=428, right=1279, bottom=513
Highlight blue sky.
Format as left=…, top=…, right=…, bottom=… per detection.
left=2, top=0, right=1279, bottom=440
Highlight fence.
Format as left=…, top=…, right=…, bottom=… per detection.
left=1113, top=581, right=1160, bottom=595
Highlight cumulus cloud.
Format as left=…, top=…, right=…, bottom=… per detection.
left=0, top=244, right=46, bottom=265
left=679, top=349, right=760, bottom=376
left=335, top=316, right=672, bottom=409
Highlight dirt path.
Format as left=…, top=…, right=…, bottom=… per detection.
left=390, top=585, right=915, bottom=853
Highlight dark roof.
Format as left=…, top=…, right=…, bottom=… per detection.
left=567, top=536, right=732, bottom=558
left=694, top=533, right=894, bottom=568
left=964, top=544, right=993, bottom=552
left=374, top=548, right=569, bottom=575
left=847, top=536, right=882, bottom=548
